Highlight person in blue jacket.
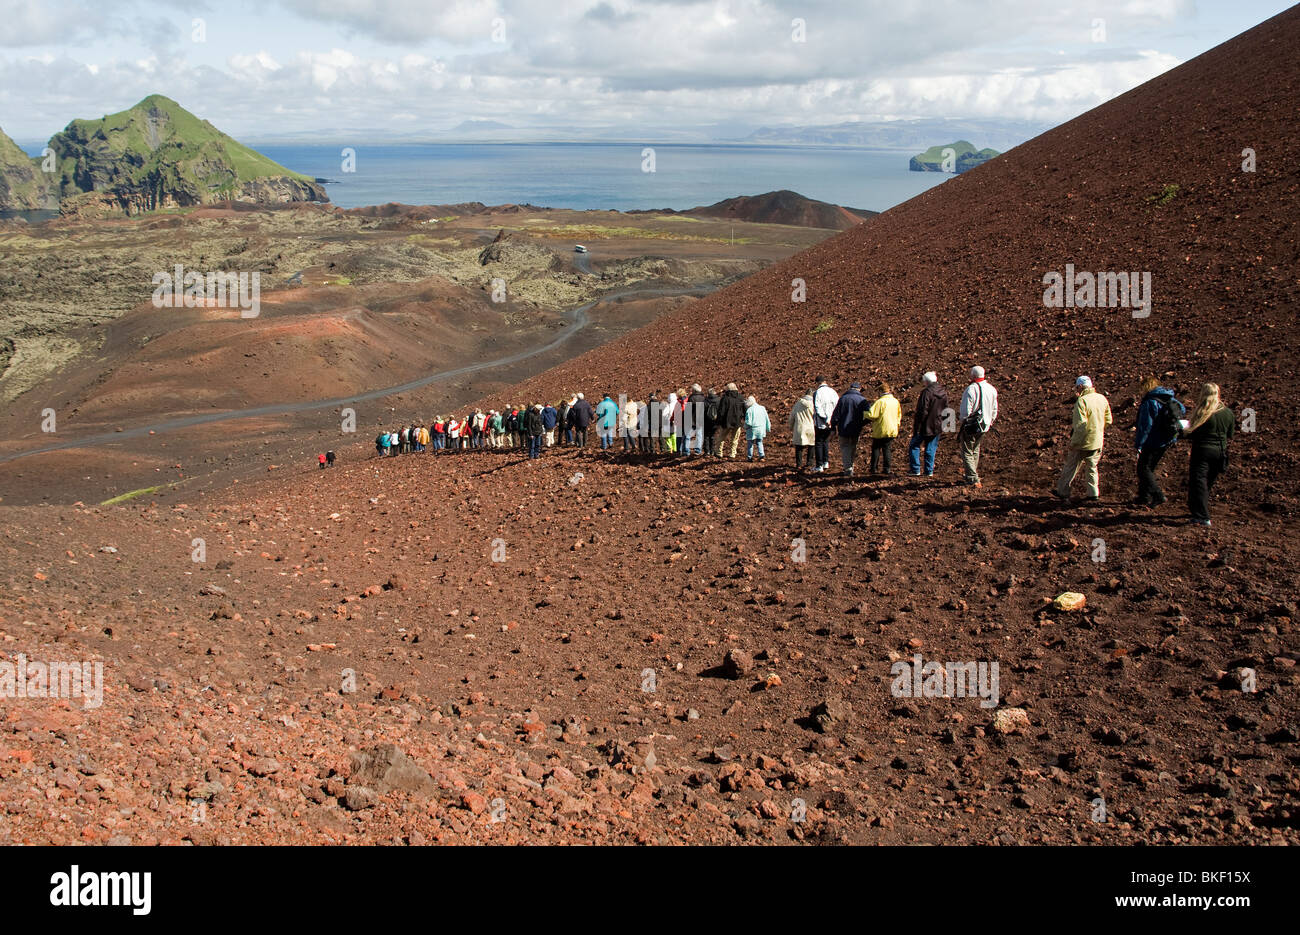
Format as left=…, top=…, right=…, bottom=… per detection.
left=594, top=393, right=620, bottom=450
left=830, top=381, right=869, bottom=476
left=541, top=402, right=559, bottom=447
left=1133, top=375, right=1185, bottom=507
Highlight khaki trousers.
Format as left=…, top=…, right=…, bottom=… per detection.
left=1057, top=447, right=1102, bottom=498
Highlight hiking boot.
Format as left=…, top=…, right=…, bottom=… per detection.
left=1051, top=489, right=1068, bottom=500
left=845, top=467, right=854, bottom=477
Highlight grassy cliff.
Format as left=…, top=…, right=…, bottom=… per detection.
left=909, top=140, right=1000, bottom=174
left=40, top=95, right=326, bottom=215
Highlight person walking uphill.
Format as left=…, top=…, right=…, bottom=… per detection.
left=831, top=381, right=868, bottom=476
left=1054, top=375, right=1112, bottom=501
left=957, top=366, right=999, bottom=487
left=865, top=381, right=901, bottom=475
left=1133, top=376, right=1185, bottom=507
left=744, top=396, right=771, bottom=461
left=812, top=377, right=839, bottom=472
left=1184, top=382, right=1234, bottom=527
left=788, top=391, right=817, bottom=472
left=568, top=393, right=594, bottom=447
left=715, top=383, right=747, bottom=459
left=907, top=372, right=948, bottom=476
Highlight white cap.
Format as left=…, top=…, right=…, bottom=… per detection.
left=970, top=366, right=984, bottom=379
left=1076, top=375, right=1092, bottom=388
left=923, top=371, right=937, bottom=384
left=577, top=392, right=584, bottom=399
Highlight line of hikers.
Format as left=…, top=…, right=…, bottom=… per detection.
left=368, top=369, right=1235, bottom=525
left=1052, top=375, right=1235, bottom=527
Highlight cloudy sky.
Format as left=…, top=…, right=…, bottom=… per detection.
left=0, top=0, right=1292, bottom=142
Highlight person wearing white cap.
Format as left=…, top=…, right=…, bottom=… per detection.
left=1053, top=375, right=1113, bottom=501
left=958, top=365, right=999, bottom=487
left=907, top=371, right=948, bottom=476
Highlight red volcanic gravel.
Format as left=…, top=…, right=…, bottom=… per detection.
left=0, top=8, right=1296, bottom=845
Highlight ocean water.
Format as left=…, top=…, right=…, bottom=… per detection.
left=252, top=142, right=953, bottom=214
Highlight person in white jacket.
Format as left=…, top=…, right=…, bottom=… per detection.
left=622, top=398, right=639, bottom=452
left=661, top=392, right=679, bottom=454
left=957, top=365, right=999, bottom=487
left=811, top=376, right=839, bottom=472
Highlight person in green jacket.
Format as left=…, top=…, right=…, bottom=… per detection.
left=1054, top=375, right=1112, bottom=501
left=1184, top=382, right=1234, bottom=527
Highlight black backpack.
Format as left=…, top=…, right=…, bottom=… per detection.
left=1155, top=396, right=1185, bottom=443
left=705, top=395, right=721, bottom=424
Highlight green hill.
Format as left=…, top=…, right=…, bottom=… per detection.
left=909, top=140, right=1000, bottom=174
left=0, top=128, right=54, bottom=212
left=33, top=95, right=326, bottom=216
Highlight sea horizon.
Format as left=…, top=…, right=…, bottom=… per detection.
left=16, top=139, right=957, bottom=215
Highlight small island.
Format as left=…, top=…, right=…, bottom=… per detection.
left=909, top=140, right=1000, bottom=174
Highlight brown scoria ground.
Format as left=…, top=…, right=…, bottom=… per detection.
left=0, top=6, right=1297, bottom=845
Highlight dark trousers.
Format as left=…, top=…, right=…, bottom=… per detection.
left=814, top=427, right=832, bottom=467
left=871, top=437, right=893, bottom=474
left=704, top=425, right=717, bottom=455
left=528, top=435, right=543, bottom=459
left=573, top=428, right=588, bottom=447
left=1136, top=445, right=1169, bottom=503
left=794, top=445, right=813, bottom=470
left=1187, top=448, right=1226, bottom=521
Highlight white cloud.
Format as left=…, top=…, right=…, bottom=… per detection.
left=0, top=0, right=1270, bottom=140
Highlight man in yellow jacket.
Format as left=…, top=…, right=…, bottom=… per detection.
left=865, top=381, right=902, bottom=475
left=1054, top=375, right=1113, bottom=501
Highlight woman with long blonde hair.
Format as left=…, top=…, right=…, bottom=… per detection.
left=1184, top=382, right=1235, bottom=527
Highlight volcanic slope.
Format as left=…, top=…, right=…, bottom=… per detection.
left=0, top=9, right=1297, bottom=846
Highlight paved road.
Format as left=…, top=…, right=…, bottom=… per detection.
left=0, top=283, right=710, bottom=463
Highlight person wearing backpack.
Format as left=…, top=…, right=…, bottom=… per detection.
left=907, top=371, right=949, bottom=476
left=957, top=366, right=999, bottom=488
left=326, top=449, right=336, bottom=468
left=831, top=381, right=869, bottom=476
left=375, top=432, right=387, bottom=458
left=1133, top=376, right=1185, bottom=507
left=703, top=388, right=722, bottom=456
left=715, top=383, right=747, bottom=459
